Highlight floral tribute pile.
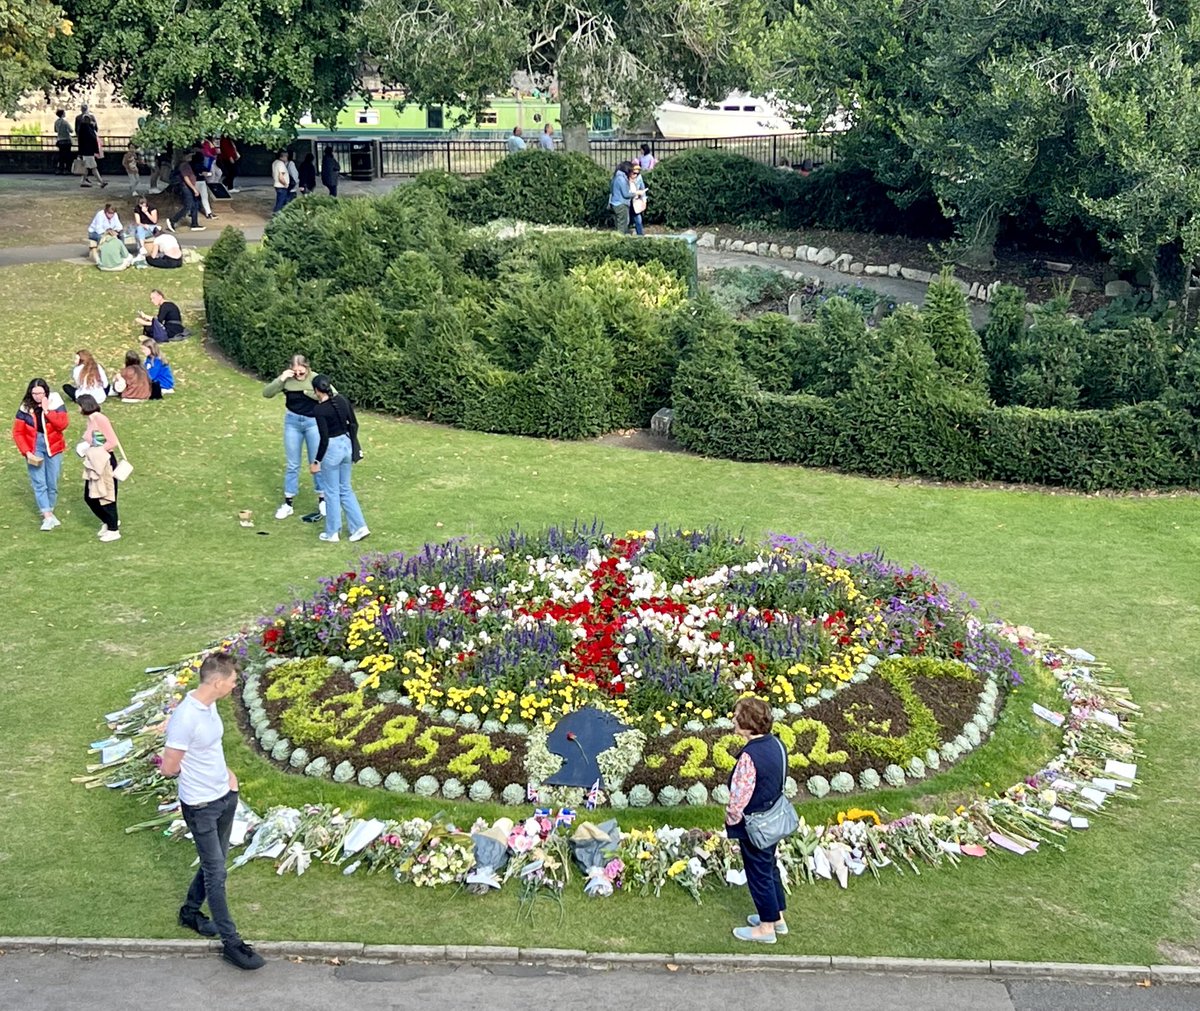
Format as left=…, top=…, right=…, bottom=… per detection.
left=82, top=524, right=1141, bottom=896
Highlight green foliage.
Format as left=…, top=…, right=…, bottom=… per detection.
left=201, top=227, right=247, bottom=279
left=57, top=0, right=364, bottom=141
left=737, top=314, right=818, bottom=394
left=707, top=266, right=793, bottom=315
left=981, top=284, right=1027, bottom=405
left=645, top=150, right=787, bottom=229
left=462, top=152, right=610, bottom=227
left=922, top=271, right=988, bottom=395
left=780, top=163, right=952, bottom=238
left=1008, top=299, right=1083, bottom=410
left=0, top=0, right=71, bottom=115
left=1079, top=318, right=1171, bottom=409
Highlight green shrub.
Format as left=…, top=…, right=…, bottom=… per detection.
left=645, top=150, right=786, bottom=229
left=1079, top=317, right=1171, bottom=408
left=779, top=162, right=952, bottom=238
left=922, top=271, right=988, bottom=395
left=707, top=266, right=794, bottom=315
left=737, top=314, right=816, bottom=394
left=1009, top=298, right=1083, bottom=409
left=531, top=292, right=614, bottom=438
left=202, top=227, right=246, bottom=277
left=463, top=151, right=610, bottom=227
left=981, top=284, right=1027, bottom=405
left=809, top=296, right=883, bottom=397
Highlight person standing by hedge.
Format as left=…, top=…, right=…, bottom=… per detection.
left=13, top=379, right=69, bottom=531
left=263, top=355, right=325, bottom=522
left=507, top=127, right=526, bottom=154
left=539, top=124, right=556, bottom=151
left=610, top=161, right=634, bottom=235
left=309, top=374, right=368, bottom=544
left=629, top=162, right=649, bottom=236
left=271, top=150, right=290, bottom=214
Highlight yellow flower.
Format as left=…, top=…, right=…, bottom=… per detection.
left=667, top=859, right=687, bottom=877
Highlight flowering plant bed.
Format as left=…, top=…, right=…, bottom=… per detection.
left=231, top=526, right=1028, bottom=805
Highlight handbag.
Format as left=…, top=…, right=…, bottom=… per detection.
left=632, top=194, right=647, bottom=215
left=113, top=446, right=133, bottom=482
left=743, top=738, right=800, bottom=849
left=71, top=156, right=85, bottom=176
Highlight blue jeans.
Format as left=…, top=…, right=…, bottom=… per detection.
left=633, top=212, right=644, bottom=236
left=321, top=434, right=365, bottom=537
left=180, top=789, right=240, bottom=945
left=170, top=189, right=199, bottom=228
left=134, top=224, right=155, bottom=246
left=283, top=411, right=321, bottom=498
left=88, top=228, right=125, bottom=243
left=27, top=434, right=62, bottom=514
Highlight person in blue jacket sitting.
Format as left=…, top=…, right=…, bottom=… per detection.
left=141, top=337, right=176, bottom=394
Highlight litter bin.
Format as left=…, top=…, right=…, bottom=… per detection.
left=349, top=141, right=376, bottom=181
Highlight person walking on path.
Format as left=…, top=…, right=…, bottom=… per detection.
left=218, top=135, right=241, bottom=192
left=506, top=127, right=526, bottom=153
left=724, top=696, right=789, bottom=944
left=76, top=393, right=125, bottom=541
left=159, top=651, right=266, bottom=972
left=638, top=143, right=657, bottom=172
left=609, top=161, right=633, bottom=235
left=168, top=159, right=205, bottom=232
left=263, top=354, right=325, bottom=521
left=54, top=109, right=72, bottom=175
left=309, top=374, right=368, bottom=544
left=12, top=379, right=69, bottom=531
left=539, top=124, right=556, bottom=151
left=321, top=146, right=339, bottom=197
left=76, top=111, right=106, bottom=189
left=122, top=143, right=141, bottom=195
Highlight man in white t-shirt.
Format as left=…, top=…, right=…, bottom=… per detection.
left=160, top=652, right=265, bottom=971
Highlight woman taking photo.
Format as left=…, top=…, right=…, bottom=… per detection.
left=725, top=696, right=789, bottom=944
left=77, top=393, right=125, bottom=541
left=309, top=374, right=368, bottom=544
left=12, top=379, right=69, bottom=531
left=262, top=354, right=325, bottom=521
left=63, top=349, right=108, bottom=405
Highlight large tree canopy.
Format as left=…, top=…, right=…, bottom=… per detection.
left=1, top=0, right=73, bottom=114
left=766, top=0, right=1200, bottom=285
left=358, top=0, right=770, bottom=143
left=52, top=0, right=367, bottom=142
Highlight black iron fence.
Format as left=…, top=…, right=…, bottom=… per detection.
left=0, top=132, right=840, bottom=177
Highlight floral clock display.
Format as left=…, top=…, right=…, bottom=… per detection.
left=83, top=525, right=1140, bottom=896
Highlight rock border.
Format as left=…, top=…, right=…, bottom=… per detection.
left=693, top=232, right=1130, bottom=303
left=1, top=936, right=1195, bottom=984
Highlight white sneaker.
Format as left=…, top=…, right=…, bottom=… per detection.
left=318, top=531, right=339, bottom=542
left=99, top=529, right=122, bottom=542
left=40, top=516, right=57, bottom=531
left=275, top=502, right=294, bottom=520
left=98, top=523, right=108, bottom=536
left=349, top=526, right=370, bottom=543
left=318, top=499, right=327, bottom=517
left=228, top=187, right=241, bottom=193
left=163, top=219, right=176, bottom=234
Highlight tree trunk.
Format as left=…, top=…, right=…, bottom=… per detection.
left=558, top=86, right=589, bottom=154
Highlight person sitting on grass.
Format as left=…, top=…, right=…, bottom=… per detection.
left=95, top=229, right=134, bottom=272
left=141, top=228, right=184, bottom=270
left=88, top=203, right=125, bottom=244
left=113, top=349, right=156, bottom=402
left=63, top=349, right=108, bottom=405
left=137, top=289, right=186, bottom=340
left=132, top=197, right=159, bottom=252
left=142, top=338, right=176, bottom=394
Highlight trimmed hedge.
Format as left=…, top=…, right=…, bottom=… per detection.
left=673, top=278, right=1200, bottom=490
left=204, top=192, right=695, bottom=439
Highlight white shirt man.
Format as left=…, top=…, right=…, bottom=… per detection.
left=88, top=206, right=123, bottom=241
left=539, top=124, right=556, bottom=150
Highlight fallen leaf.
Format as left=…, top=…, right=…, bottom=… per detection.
left=666, top=963, right=679, bottom=972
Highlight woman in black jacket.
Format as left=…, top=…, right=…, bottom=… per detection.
left=308, top=374, right=368, bottom=544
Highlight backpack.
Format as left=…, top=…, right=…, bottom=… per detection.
left=150, top=317, right=168, bottom=343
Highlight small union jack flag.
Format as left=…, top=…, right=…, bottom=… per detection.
left=585, top=779, right=601, bottom=810
left=527, top=782, right=539, bottom=801
left=555, top=807, right=576, bottom=827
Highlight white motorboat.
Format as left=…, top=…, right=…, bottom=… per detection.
left=654, top=93, right=793, bottom=139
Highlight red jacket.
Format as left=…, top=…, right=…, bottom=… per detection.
left=12, top=392, right=69, bottom=457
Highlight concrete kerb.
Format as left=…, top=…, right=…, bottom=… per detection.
left=1, top=938, right=1195, bottom=984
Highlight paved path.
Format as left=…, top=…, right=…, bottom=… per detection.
left=1, top=952, right=1195, bottom=1011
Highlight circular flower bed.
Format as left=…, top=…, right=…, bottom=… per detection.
left=237, top=526, right=1024, bottom=805
left=84, top=524, right=1140, bottom=896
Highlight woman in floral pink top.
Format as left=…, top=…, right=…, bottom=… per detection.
left=725, top=696, right=788, bottom=943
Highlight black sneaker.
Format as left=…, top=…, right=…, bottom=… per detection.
left=221, top=940, right=265, bottom=970
left=178, top=905, right=219, bottom=937
left=300, top=511, right=322, bottom=523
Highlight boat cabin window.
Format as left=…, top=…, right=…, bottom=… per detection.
left=356, top=109, right=380, bottom=125
left=722, top=105, right=738, bottom=111
left=427, top=106, right=444, bottom=129
left=743, top=105, right=757, bottom=111
left=477, top=110, right=498, bottom=125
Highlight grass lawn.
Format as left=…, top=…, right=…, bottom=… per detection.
left=0, top=259, right=1197, bottom=963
